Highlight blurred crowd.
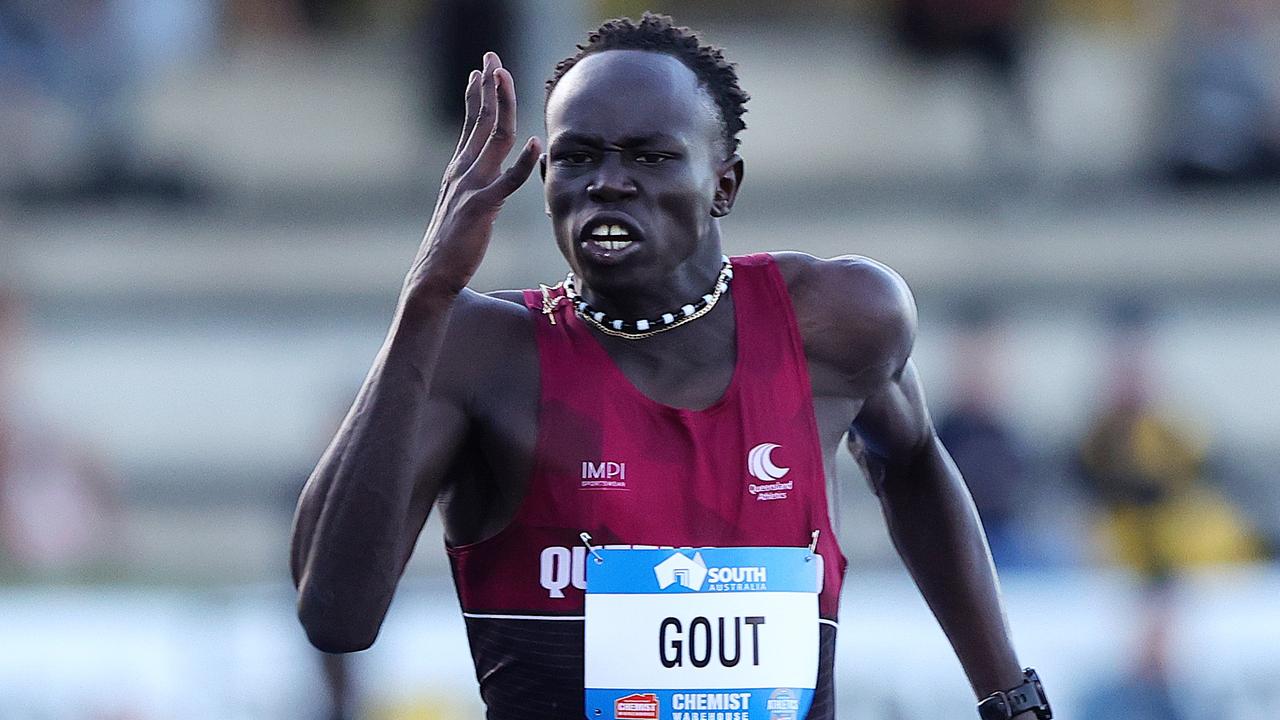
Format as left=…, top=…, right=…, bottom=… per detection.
left=3, top=0, right=1280, bottom=202
left=938, top=299, right=1269, bottom=576
left=0, top=288, right=120, bottom=579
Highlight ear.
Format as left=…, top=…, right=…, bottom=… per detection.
left=710, top=154, right=744, bottom=218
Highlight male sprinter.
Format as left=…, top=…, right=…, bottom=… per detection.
left=292, top=14, right=1051, bottom=720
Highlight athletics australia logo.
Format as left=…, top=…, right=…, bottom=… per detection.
left=653, top=551, right=708, bottom=591
left=747, top=443, right=794, bottom=501
left=767, top=688, right=800, bottom=720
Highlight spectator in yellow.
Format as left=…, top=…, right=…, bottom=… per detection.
left=1078, top=303, right=1264, bottom=578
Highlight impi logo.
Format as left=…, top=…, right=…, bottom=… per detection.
left=654, top=551, right=707, bottom=591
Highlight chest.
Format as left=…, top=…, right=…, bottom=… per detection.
left=474, top=328, right=852, bottom=519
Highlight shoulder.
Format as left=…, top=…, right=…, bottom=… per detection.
left=769, top=251, right=917, bottom=388
left=444, top=287, right=533, bottom=334
left=430, top=287, right=537, bottom=400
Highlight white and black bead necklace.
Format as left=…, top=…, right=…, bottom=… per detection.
left=549, top=255, right=733, bottom=340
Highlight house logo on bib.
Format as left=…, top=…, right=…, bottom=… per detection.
left=653, top=551, right=768, bottom=592
left=614, top=692, right=659, bottom=719
left=653, top=551, right=708, bottom=591
left=747, top=442, right=793, bottom=501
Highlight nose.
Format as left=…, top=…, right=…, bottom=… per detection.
left=586, top=152, right=636, bottom=203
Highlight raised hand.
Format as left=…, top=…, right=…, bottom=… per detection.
left=406, top=51, right=541, bottom=306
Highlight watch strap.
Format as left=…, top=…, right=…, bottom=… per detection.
left=976, top=668, right=1052, bottom=719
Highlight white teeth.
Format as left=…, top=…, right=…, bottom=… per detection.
left=595, top=240, right=632, bottom=250
left=589, top=223, right=631, bottom=237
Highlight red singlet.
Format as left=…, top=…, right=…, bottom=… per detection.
left=447, top=253, right=847, bottom=719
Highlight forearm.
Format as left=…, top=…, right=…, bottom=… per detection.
left=873, top=435, right=1024, bottom=699
left=291, top=297, right=455, bottom=651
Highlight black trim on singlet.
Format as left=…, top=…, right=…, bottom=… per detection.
left=461, top=616, right=839, bottom=720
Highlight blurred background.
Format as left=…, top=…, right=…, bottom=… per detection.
left=2, top=0, right=1279, bottom=718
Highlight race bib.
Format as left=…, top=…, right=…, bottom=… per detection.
left=584, top=547, right=822, bottom=720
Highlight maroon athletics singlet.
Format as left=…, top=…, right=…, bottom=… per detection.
left=447, top=253, right=847, bottom=719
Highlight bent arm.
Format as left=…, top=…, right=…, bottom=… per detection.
left=291, top=50, right=539, bottom=653
left=290, top=292, right=471, bottom=653
left=797, top=255, right=1029, bottom=706
left=852, top=359, right=1027, bottom=702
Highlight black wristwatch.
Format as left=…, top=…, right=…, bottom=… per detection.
left=976, top=668, right=1052, bottom=719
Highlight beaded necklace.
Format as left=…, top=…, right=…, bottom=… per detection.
left=539, top=256, right=733, bottom=340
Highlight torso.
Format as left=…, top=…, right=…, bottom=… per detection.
left=443, top=253, right=851, bottom=719
left=435, top=252, right=874, bottom=548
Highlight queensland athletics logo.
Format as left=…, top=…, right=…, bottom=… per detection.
left=747, top=443, right=790, bottom=481
left=614, top=692, right=659, bottom=719
left=747, top=443, right=793, bottom=501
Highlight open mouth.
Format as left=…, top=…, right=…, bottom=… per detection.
left=578, top=215, right=644, bottom=261
left=587, top=223, right=633, bottom=250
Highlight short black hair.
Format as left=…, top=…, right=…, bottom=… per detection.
left=545, top=12, right=750, bottom=154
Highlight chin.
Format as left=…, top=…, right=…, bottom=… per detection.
left=562, top=245, right=646, bottom=284
left=575, top=261, right=649, bottom=289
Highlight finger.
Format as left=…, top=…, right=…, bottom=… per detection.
left=471, top=66, right=518, bottom=178
left=451, top=70, right=482, bottom=160
left=456, top=53, right=500, bottom=176
left=479, top=136, right=540, bottom=202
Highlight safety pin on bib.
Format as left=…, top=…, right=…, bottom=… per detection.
left=806, top=529, right=820, bottom=560
left=579, top=531, right=605, bottom=565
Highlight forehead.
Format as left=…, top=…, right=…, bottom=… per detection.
left=546, top=50, right=720, bottom=147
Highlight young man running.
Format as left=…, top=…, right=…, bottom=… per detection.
left=291, top=14, right=1050, bottom=720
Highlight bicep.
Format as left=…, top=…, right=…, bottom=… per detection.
left=397, top=295, right=490, bottom=547
left=399, top=389, right=470, bottom=565
left=399, top=289, right=530, bottom=557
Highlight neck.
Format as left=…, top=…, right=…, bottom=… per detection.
left=577, top=236, right=726, bottom=320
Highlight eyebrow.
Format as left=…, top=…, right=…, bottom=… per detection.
left=549, top=131, right=683, bottom=148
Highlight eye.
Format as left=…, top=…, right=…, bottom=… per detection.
left=634, top=152, right=672, bottom=165
left=554, top=151, right=594, bottom=166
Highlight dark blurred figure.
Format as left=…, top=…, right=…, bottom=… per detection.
left=891, top=0, right=1036, bottom=181
left=893, top=0, right=1025, bottom=77
left=0, top=287, right=119, bottom=577
left=1164, top=0, right=1280, bottom=184
left=319, top=651, right=356, bottom=720
left=0, top=1, right=202, bottom=202
left=934, top=304, right=1034, bottom=567
left=1082, top=581, right=1190, bottom=720
left=412, top=0, right=517, bottom=130
left=1077, top=303, right=1263, bottom=578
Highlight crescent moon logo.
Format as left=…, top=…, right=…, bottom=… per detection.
left=747, top=442, right=790, bottom=481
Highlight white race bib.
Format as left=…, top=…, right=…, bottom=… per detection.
left=585, top=547, right=822, bottom=720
